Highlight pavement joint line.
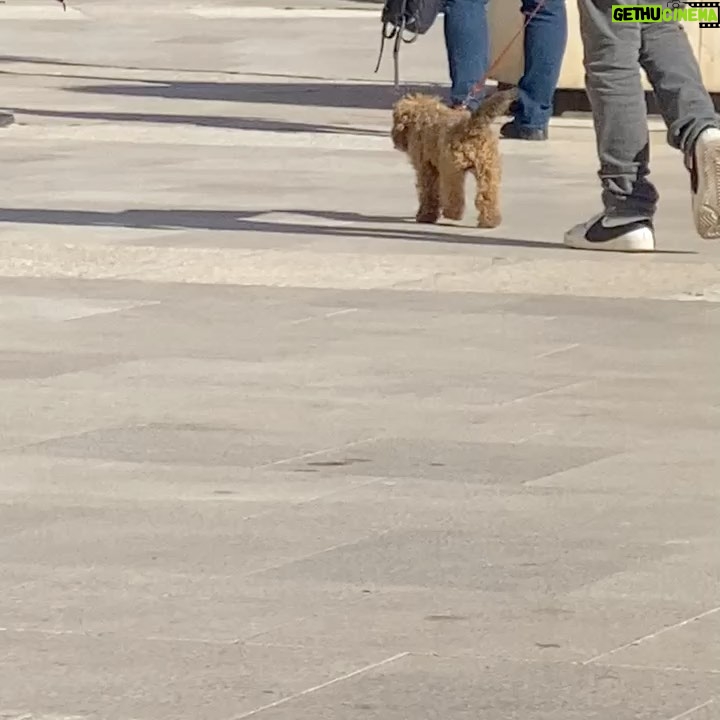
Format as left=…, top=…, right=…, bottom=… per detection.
left=191, top=7, right=380, bottom=18
left=0, top=625, right=607, bottom=657
left=4, top=621, right=405, bottom=653
left=3, top=424, right=125, bottom=458
left=232, top=476, right=388, bottom=523
left=0, top=714, right=87, bottom=720
left=666, top=699, right=717, bottom=720
left=525, top=449, right=639, bottom=488
left=239, top=530, right=393, bottom=583
left=1, top=125, right=665, bottom=156
left=10, top=430, right=384, bottom=474
left=598, top=662, right=720, bottom=676
left=258, top=435, right=381, bottom=468
left=6, top=478, right=713, bottom=502
left=407, top=652, right=720, bottom=675
left=289, top=307, right=358, bottom=324
left=0, top=625, right=234, bottom=646
left=230, top=652, right=410, bottom=719
left=244, top=641, right=327, bottom=651
left=493, top=380, right=591, bottom=408
left=0, top=626, right=80, bottom=638
left=0, top=624, right=257, bottom=648
left=1, top=64, right=379, bottom=84
left=534, top=342, right=581, bottom=359
left=509, top=429, right=557, bottom=444
left=4, top=124, right=395, bottom=150
left=582, top=604, right=720, bottom=666
left=0, top=629, right=718, bottom=674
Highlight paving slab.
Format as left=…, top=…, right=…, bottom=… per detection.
left=233, top=654, right=719, bottom=720
left=1, top=2, right=720, bottom=719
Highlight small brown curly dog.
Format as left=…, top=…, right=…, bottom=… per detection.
left=391, top=89, right=517, bottom=228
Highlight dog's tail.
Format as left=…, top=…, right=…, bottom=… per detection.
left=469, top=87, right=518, bottom=127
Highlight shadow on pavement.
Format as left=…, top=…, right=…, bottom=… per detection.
left=0, top=55, right=377, bottom=83
left=1, top=54, right=442, bottom=109
left=0, top=207, right=568, bottom=250
left=65, top=80, right=443, bottom=110
left=10, top=107, right=387, bottom=136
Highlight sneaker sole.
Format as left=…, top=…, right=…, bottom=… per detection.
left=563, top=230, right=655, bottom=253
left=693, top=134, right=720, bottom=239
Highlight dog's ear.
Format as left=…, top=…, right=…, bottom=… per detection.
left=391, top=101, right=412, bottom=151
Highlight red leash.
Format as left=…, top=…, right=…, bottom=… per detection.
left=460, top=0, right=547, bottom=108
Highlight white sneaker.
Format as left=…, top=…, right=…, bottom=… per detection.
left=690, top=127, right=720, bottom=238
left=564, top=213, right=655, bottom=252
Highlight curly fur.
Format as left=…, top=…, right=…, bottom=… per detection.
left=391, top=89, right=517, bottom=228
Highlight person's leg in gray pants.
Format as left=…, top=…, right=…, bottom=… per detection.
left=565, top=0, right=720, bottom=251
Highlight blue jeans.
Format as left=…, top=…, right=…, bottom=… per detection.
left=443, top=0, right=567, bottom=130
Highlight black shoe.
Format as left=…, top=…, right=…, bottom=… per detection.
left=0, top=111, right=15, bottom=128
left=499, top=121, right=547, bottom=141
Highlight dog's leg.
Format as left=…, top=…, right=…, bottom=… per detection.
left=414, top=161, right=441, bottom=224
left=439, top=159, right=466, bottom=221
left=473, top=148, right=501, bottom=228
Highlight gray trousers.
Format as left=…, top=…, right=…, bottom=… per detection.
left=578, top=0, right=719, bottom=219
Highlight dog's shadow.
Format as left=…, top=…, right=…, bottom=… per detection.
left=0, top=205, right=520, bottom=244
left=0, top=205, right=558, bottom=250
left=272, top=208, right=566, bottom=250
left=0, top=206, right=696, bottom=254
left=280, top=209, right=697, bottom=255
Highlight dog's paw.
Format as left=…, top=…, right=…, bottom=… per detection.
left=476, top=213, right=501, bottom=228
left=442, top=207, right=464, bottom=221
left=416, top=210, right=440, bottom=224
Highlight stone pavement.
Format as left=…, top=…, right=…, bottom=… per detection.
left=0, top=2, right=719, bottom=719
